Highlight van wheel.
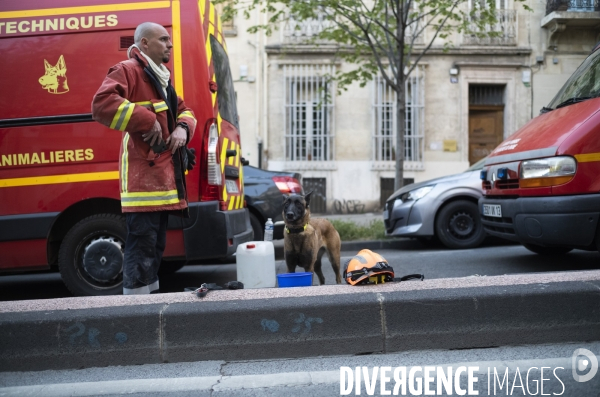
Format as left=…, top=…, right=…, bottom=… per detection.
left=523, top=243, right=573, bottom=255
left=58, top=214, right=125, bottom=296
left=249, top=213, right=263, bottom=241
left=435, top=200, right=486, bottom=249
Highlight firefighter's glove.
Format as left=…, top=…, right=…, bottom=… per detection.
left=185, top=147, right=196, bottom=171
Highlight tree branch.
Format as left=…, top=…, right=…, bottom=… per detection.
left=406, top=0, right=460, bottom=77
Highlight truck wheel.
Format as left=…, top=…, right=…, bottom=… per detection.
left=58, top=214, right=126, bottom=296
left=249, top=212, right=263, bottom=241
left=523, top=243, right=573, bottom=255
left=435, top=200, right=486, bottom=249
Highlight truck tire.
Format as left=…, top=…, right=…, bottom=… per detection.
left=435, top=200, right=486, bottom=249
left=523, top=243, right=573, bottom=255
left=58, top=214, right=126, bottom=296
left=249, top=212, right=263, bottom=241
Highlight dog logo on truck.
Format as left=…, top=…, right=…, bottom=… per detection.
left=38, top=55, right=69, bottom=94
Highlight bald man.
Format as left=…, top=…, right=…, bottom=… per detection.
left=92, top=22, right=197, bottom=295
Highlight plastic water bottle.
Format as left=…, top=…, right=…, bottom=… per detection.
left=264, top=218, right=274, bottom=241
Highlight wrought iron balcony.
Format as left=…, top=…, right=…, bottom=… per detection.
left=542, top=0, right=600, bottom=46
left=282, top=12, right=333, bottom=43
left=546, top=0, right=599, bottom=14
left=281, top=11, right=423, bottom=45
left=462, top=9, right=518, bottom=46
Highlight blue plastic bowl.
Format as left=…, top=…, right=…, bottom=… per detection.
left=277, top=272, right=313, bottom=288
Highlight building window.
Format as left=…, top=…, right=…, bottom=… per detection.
left=469, top=84, right=505, bottom=106
left=463, top=0, right=517, bottom=46
left=372, top=66, right=425, bottom=164
left=215, top=2, right=235, bottom=33
left=284, top=64, right=335, bottom=162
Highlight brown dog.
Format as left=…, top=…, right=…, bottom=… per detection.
left=283, top=192, right=342, bottom=285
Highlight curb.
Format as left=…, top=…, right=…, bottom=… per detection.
left=1, top=273, right=599, bottom=371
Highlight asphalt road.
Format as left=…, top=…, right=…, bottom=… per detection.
left=2, top=238, right=599, bottom=301
left=1, top=341, right=599, bottom=396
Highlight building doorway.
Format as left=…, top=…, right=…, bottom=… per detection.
left=468, top=85, right=505, bottom=164
left=302, top=177, right=327, bottom=214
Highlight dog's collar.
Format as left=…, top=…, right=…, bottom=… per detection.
left=285, top=224, right=307, bottom=234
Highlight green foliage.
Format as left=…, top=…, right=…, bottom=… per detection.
left=215, top=0, right=531, bottom=189
left=216, top=0, right=530, bottom=93
left=329, top=219, right=387, bottom=241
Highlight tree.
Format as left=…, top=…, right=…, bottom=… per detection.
left=219, top=0, right=529, bottom=190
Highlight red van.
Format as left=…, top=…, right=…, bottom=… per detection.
left=479, top=45, right=600, bottom=255
left=0, top=0, right=252, bottom=295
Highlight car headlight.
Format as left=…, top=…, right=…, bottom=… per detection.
left=520, top=156, right=576, bottom=188
left=394, top=185, right=434, bottom=208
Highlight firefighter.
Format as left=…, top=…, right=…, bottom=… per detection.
left=92, top=22, right=197, bottom=295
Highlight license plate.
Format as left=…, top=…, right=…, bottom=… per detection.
left=483, top=204, right=502, bottom=218
left=225, top=180, right=239, bottom=194
left=383, top=210, right=389, bottom=220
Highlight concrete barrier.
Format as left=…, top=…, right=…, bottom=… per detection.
left=1, top=271, right=599, bottom=371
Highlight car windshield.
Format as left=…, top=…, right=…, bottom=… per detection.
left=465, top=157, right=487, bottom=172
left=546, top=48, right=600, bottom=110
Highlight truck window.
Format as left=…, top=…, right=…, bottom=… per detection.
left=210, top=35, right=239, bottom=130
left=546, top=48, right=600, bottom=110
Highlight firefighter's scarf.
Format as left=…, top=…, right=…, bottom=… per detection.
left=127, top=44, right=170, bottom=97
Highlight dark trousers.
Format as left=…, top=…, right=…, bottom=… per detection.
left=123, top=212, right=169, bottom=294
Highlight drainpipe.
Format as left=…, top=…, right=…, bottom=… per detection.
left=261, top=8, right=269, bottom=170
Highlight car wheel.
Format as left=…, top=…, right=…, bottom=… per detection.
left=435, top=200, right=486, bottom=249
left=249, top=212, right=263, bottom=241
left=523, top=243, right=573, bottom=255
left=58, top=214, right=125, bottom=296
left=158, top=260, right=187, bottom=275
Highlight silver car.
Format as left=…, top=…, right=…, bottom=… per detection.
left=383, top=158, right=486, bottom=249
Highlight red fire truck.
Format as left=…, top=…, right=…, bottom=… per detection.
left=0, top=0, right=252, bottom=295
left=480, top=44, right=600, bottom=255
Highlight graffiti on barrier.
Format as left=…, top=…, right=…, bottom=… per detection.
left=291, top=313, right=323, bottom=334
left=261, top=313, right=324, bottom=334
left=63, top=321, right=128, bottom=348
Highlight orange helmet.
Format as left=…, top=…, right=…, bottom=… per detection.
left=343, top=249, right=395, bottom=285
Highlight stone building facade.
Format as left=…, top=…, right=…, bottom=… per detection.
left=221, top=0, right=600, bottom=214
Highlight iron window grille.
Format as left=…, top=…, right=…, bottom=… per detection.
left=463, top=0, right=517, bottom=46
left=284, top=64, right=335, bottom=162
left=372, top=65, right=425, bottom=164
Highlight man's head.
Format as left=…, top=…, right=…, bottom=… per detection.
left=134, top=22, right=172, bottom=65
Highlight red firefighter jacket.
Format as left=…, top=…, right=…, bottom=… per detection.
left=92, top=47, right=196, bottom=213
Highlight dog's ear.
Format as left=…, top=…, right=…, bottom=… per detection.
left=305, top=191, right=313, bottom=208
left=283, top=194, right=289, bottom=205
